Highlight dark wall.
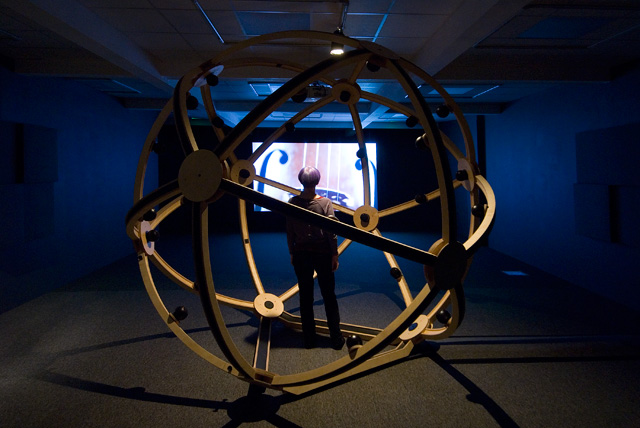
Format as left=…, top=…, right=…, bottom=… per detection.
left=0, top=67, right=158, bottom=313
left=484, top=64, right=640, bottom=310
left=156, top=125, right=444, bottom=235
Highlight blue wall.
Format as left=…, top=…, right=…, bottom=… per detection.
left=484, top=64, right=640, bottom=310
left=0, top=67, right=157, bottom=313
left=3, top=61, right=638, bottom=313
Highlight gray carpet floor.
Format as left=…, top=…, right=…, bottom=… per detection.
left=1, top=233, right=639, bottom=427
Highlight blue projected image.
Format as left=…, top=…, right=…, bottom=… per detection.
left=252, top=142, right=377, bottom=212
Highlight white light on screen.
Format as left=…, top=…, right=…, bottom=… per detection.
left=252, top=142, right=377, bottom=212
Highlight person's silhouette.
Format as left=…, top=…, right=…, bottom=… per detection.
left=286, top=166, right=344, bottom=350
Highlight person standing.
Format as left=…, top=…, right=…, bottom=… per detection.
left=286, top=166, right=344, bottom=350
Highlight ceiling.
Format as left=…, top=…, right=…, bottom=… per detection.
left=0, top=0, right=639, bottom=128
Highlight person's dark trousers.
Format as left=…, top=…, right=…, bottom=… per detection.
left=293, top=251, right=342, bottom=346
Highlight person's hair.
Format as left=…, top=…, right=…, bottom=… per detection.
left=298, top=166, right=321, bottom=188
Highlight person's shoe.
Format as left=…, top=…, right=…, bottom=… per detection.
left=331, top=336, right=345, bottom=350
left=304, top=335, right=317, bottom=349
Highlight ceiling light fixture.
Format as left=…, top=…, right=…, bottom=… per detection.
left=330, top=28, right=345, bottom=55
left=330, top=0, right=349, bottom=55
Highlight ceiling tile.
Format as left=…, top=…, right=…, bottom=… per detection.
left=244, top=44, right=319, bottom=64
left=391, top=0, right=464, bottom=15
left=129, top=32, right=193, bottom=50
left=182, top=33, right=225, bottom=51
left=160, top=10, right=212, bottom=33
left=232, top=1, right=342, bottom=13
left=147, top=0, right=194, bottom=9
left=344, top=14, right=384, bottom=38
left=378, top=13, right=445, bottom=38
left=485, top=15, right=545, bottom=39
left=348, top=0, right=393, bottom=14
left=236, top=12, right=310, bottom=36
left=310, top=12, right=342, bottom=33
left=373, top=36, right=428, bottom=56
left=79, top=0, right=152, bottom=8
left=191, top=0, right=234, bottom=10
left=205, top=11, right=244, bottom=35
left=92, top=8, right=175, bottom=32
left=3, top=0, right=637, bottom=123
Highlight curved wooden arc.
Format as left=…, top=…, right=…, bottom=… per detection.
left=349, top=59, right=367, bottom=82
left=464, top=175, right=496, bottom=254
left=386, top=58, right=457, bottom=245
left=133, top=100, right=174, bottom=203
left=200, top=85, right=226, bottom=144
left=284, top=341, right=416, bottom=395
left=126, top=30, right=495, bottom=396
left=239, top=198, right=266, bottom=295
left=379, top=181, right=463, bottom=218
left=361, top=91, right=416, bottom=119
left=371, top=228, right=413, bottom=308
left=215, top=50, right=372, bottom=162
left=149, top=252, right=196, bottom=293
left=192, top=202, right=257, bottom=381
left=269, top=283, right=442, bottom=387
left=138, top=256, right=238, bottom=375
left=126, top=180, right=181, bottom=240
left=348, top=102, right=372, bottom=207
left=249, top=95, right=335, bottom=164
left=173, top=76, right=199, bottom=155
left=397, top=57, right=477, bottom=165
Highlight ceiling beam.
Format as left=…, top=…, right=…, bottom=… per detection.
left=361, top=103, right=392, bottom=129
left=360, top=82, right=409, bottom=129
left=2, top=0, right=173, bottom=95
left=436, top=51, right=614, bottom=82
left=413, top=0, right=531, bottom=76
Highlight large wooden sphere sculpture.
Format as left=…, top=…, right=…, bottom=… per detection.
left=125, top=31, right=495, bottom=395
